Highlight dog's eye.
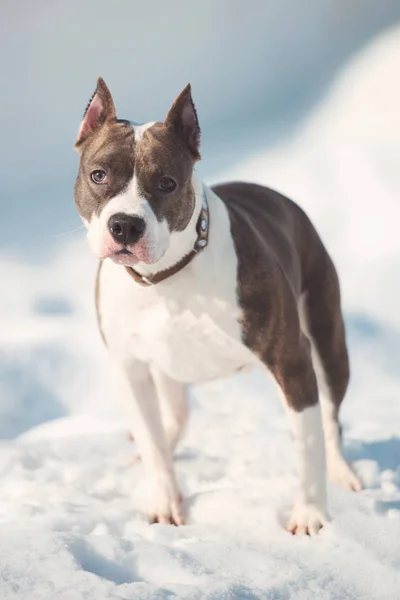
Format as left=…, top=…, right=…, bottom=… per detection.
left=159, top=176, right=177, bottom=193
left=91, top=169, right=108, bottom=184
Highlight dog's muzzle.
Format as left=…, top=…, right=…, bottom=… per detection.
left=108, top=213, right=146, bottom=246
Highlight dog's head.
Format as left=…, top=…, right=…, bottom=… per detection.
left=74, top=78, right=201, bottom=266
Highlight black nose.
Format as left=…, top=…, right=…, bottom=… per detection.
left=108, top=213, right=146, bottom=246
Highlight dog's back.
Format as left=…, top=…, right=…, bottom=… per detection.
left=213, top=181, right=324, bottom=295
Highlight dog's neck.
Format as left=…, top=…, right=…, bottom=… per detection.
left=132, top=175, right=206, bottom=278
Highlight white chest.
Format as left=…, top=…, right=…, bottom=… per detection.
left=97, top=189, right=257, bottom=383
left=98, top=261, right=255, bottom=383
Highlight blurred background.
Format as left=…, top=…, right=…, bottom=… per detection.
left=1, top=0, right=400, bottom=437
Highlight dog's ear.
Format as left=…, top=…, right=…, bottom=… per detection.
left=165, top=84, right=201, bottom=161
left=75, top=78, right=116, bottom=150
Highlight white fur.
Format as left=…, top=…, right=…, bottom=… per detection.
left=131, top=121, right=156, bottom=141
left=298, top=293, right=362, bottom=492
left=98, top=180, right=257, bottom=523
left=86, top=171, right=169, bottom=264
left=113, top=359, right=183, bottom=523
left=99, top=180, right=256, bottom=384
left=85, top=121, right=169, bottom=264
left=150, top=366, right=188, bottom=452
left=274, top=377, right=328, bottom=533
left=96, top=178, right=337, bottom=529
left=134, top=176, right=204, bottom=276
left=285, top=404, right=328, bottom=534
left=85, top=120, right=202, bottom=268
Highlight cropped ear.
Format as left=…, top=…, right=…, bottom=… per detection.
left=165, top=84, right=201, bottom=160
left=75, top=77, right=116, bottom=149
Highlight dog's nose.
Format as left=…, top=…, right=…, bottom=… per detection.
left=108, top=213, right=146, bottom=246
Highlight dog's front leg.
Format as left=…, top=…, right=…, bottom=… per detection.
left=113, top=358, right=184, bottom=525
left=271, top=335, right=328, bottom=535
left=150, top=366, right=189, bottom=453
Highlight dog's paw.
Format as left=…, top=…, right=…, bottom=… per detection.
left=287, top=501, right=328, bottom=536
left=148, top=481, right=185, bottom=526
left=149, top=509, right=185, bottom=526
left=328, top=456, right=362, bottom=492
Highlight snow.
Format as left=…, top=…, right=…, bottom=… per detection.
left=1, top=26, right=400, bottom=599
left=217, top=24, right=400, bottom=331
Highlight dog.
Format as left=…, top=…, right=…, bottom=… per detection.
left=74, top=78, right=362, bottom=535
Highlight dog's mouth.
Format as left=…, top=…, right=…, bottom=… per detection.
left=99, top=235, right=166, bottom=267
left=115, top=248, right=133, bottom=256
left=108, top=244, right=156, bottom=267
left=109, top=247, right=140, bottom=267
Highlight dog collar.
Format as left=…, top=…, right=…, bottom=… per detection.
left=124, top=186, right=209, bottom=287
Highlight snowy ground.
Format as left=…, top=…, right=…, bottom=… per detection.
left=1, top=27, right=400, bottom=599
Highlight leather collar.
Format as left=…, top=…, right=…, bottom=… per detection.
left=125, top=186, right=209, bottom=287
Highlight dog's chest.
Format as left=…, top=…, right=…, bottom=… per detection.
left=99, top=261, right=255, bottom=383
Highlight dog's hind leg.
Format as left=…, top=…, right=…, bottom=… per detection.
left=299, top=258, right=362, bottom=492
left=242, top=283, right=328, bottom=534
left=270, top=333, right=328, bottom=535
